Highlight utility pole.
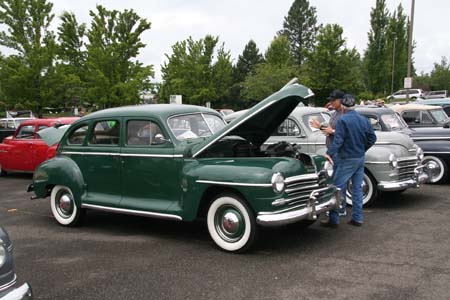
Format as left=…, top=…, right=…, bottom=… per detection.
left=406, top=0, right=415, bottom=102
left=391, top=33, right=396, bottom=95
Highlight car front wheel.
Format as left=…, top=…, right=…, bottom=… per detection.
left=346, top=171, right=377, bottom=207
left=207, top=194, right=257, bottom=253
left=422, top=155, right=449, bottom=183
left=50, top=185, right=83, bottom=226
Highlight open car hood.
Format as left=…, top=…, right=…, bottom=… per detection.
left=37, top=125, right=71, bottom=146
left=191, top=83, right=314, bottom=158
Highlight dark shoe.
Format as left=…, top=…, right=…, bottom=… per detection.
left=320, top=220, right=339, bottom=228
left=347, top=219, right=362, bottom=227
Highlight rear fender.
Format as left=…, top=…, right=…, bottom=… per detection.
left=33, top=156, right=85, bottom=206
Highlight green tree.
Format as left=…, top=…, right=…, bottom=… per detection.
left=85, top=5, right=154, bottom=108
left=278, top=0, right=320, bottom=67
left=241, top=36, right=296, bottom=105
left=161, top=35, right=233, bottom=106
left=304, top=24, right=364, bottom=105
left=0, top=0, right=56, bottom=115
left=386, top=4, right=408, bottom=95
left=363, top=0, right=389, bottom=95
left=429, top=57, right=450, bottom=90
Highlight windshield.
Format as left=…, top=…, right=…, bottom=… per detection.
left=380, top=113, right=406, bottom=131
left=430, top=109, right=449, bottom=123
left=168, top=113, right=226, bottom=141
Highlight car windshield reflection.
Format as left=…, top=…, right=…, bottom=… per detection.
left=168, top=113, right=226, bottom=141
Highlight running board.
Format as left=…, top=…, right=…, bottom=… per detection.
left=81, top=204, right=182, bottom=221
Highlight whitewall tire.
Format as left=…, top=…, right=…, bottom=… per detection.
left=346, top=172, right=377, bottom=207
left=207, top=194, right=257, bottom=253
left=422, top=155, right=448, bottom=184
left=50, top=185, right=82, bottom=226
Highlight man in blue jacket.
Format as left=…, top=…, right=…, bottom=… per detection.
left=321, top=94, right=377, bottom=227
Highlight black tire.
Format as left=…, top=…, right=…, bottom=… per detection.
left=0, top=164, right=6, bottom=177
left=50, top=185, right=84, bottom=226
left=422, top=155, right=449, bottom=184
left=346, top=171, right=377, bottom=207
left=207, top=193, right=257, bottom=253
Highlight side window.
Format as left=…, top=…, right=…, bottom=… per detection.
left=421, top=111, right=433, bottom=124
left=443, top=106, right=450, bottom=116
left=274, top=119, right=301, bottom=136
left=89, top=120, right=120, bottom=145
left=38, top=125, right=48, bottom=131
left=367, top=117, right=382, bottom=131
left=68, top=125, right=89, bottom=145
left=127, top=120, right=165, bottom=146
left=402, top=111, right=420, bottom=124
left=16, top=125, right=35, bottom=139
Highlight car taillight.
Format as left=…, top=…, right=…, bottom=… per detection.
left=47, top=146, right=57, bottom=159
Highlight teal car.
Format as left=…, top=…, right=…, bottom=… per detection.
left=29, top=84, right=340, bottom=253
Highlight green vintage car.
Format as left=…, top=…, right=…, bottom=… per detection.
left=29, top=84, right=340, bottom=252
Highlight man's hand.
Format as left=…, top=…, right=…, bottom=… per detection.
left=321, top=126, right=334, bottom=135
left=309, top=118, right=321, bottom=129
left=325, top=154, right=334, bottom=165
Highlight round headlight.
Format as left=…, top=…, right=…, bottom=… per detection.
left=323, top=161, right=334, bottom=178
left=389, top=153, right=398, bottom=169
left=416, top=146, right=424, bottom=161
left=271, top=172, right=285, bottom=193
left=0, top=243, right=6, bottom=268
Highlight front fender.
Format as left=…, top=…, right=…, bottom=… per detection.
left=33, top=156, right=85, bottom=206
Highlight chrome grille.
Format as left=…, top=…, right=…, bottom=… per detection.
left=284, top=173, right=324, bottom=207
left=396, top=157, right=419, bottom=180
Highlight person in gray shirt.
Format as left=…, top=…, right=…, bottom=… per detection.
left=310, top=89, right=346, bottom=216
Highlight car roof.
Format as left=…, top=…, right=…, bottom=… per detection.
left=20, top=117, right=79, bottom=127
left=78, top=104, right=220, bottom=122
left=391, top=103, right=442, bottom=113
left=417, top=98, right=450, bottom=104
left=355, top=105, right=395, bottom=115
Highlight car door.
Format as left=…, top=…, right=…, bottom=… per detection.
left=31, top=125, right=50, bottom=169
left=120, top=118, right=182, bottom=214
left=6, top=124, right=36, bottom=171
left=77, top=119, right=122, bottom=207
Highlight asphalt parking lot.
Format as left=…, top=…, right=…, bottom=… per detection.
left=1, top=174, right=450, bottom=300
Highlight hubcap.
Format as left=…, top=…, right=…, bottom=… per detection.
left=56, top=191, right=73, bottom=218
left=424, top=160, right=442, bottom=182
left=215, top=206, right=244, bottom=242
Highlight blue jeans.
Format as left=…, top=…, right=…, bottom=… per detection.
left=329, top=157, right=365, bottom=224
left=332, top=155, right=347, bottom=215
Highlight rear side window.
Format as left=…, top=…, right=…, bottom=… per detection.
left=16, top=125, right=35, bottom=139
left=274, top=118, right=301, bottom=136
left=90, top=120, right=120, bottom=145
left=68, top=125, right=88, bottom=145
left=127, top=120, right=165, bottom=146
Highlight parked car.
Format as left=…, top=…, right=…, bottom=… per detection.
left=0, top=118, right=34, bottom=143
left=0, top=226, right=33, bottom=299
left=391, top=103, right=450, bottom=128
left=227, top=106, right=429, bottom=206
left=423, top=90, right=447, bottom=99
left=29, top=84, right=340, bottom=253
left=0, top=117, right=79, bottom=176
left=387, top=89, right=424, bottom=101
left=415, top=98, right=450, bottom=117
left=356, top=105, right=450, bottom=183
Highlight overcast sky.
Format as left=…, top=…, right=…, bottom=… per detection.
left=3, top=0, right=449, bottom=81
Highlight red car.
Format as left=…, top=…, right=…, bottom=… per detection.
left=0, top=117, right=78, bottom=176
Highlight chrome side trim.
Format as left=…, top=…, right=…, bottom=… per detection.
left=413, top=137, right=450, bottom=141
left=120, top=153, right=183, bottom=158
left=0, top=274, right=17, bottom=292
left=365, top=161, right=389, bottom=165
left=196, top=180, right=271, bottom=187
left=424, top=151, right=450, bottom=154
left=81, top=204, right=182, bottom=221
left=62, top=151, right=183, bottom=158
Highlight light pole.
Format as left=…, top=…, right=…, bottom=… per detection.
left=406, top=0, right=415, bottom=101
left=391, top=33, right=396, bottom=95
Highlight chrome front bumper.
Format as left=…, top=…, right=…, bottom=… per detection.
left=0, top=282, right=33, bottom=300
left=256, top=186, right=340, bottom=227
left=378, top=164, right=430, bottom=191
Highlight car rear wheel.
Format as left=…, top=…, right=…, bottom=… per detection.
left=207, top=194, right=257, bottom=253
left=346, top=171, right=377, bottom=207
left=50, top=185, right=83, bottom=226
left=0, top=165, right=6, bottom=177
left=422, top=155, right=449, bottom=183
